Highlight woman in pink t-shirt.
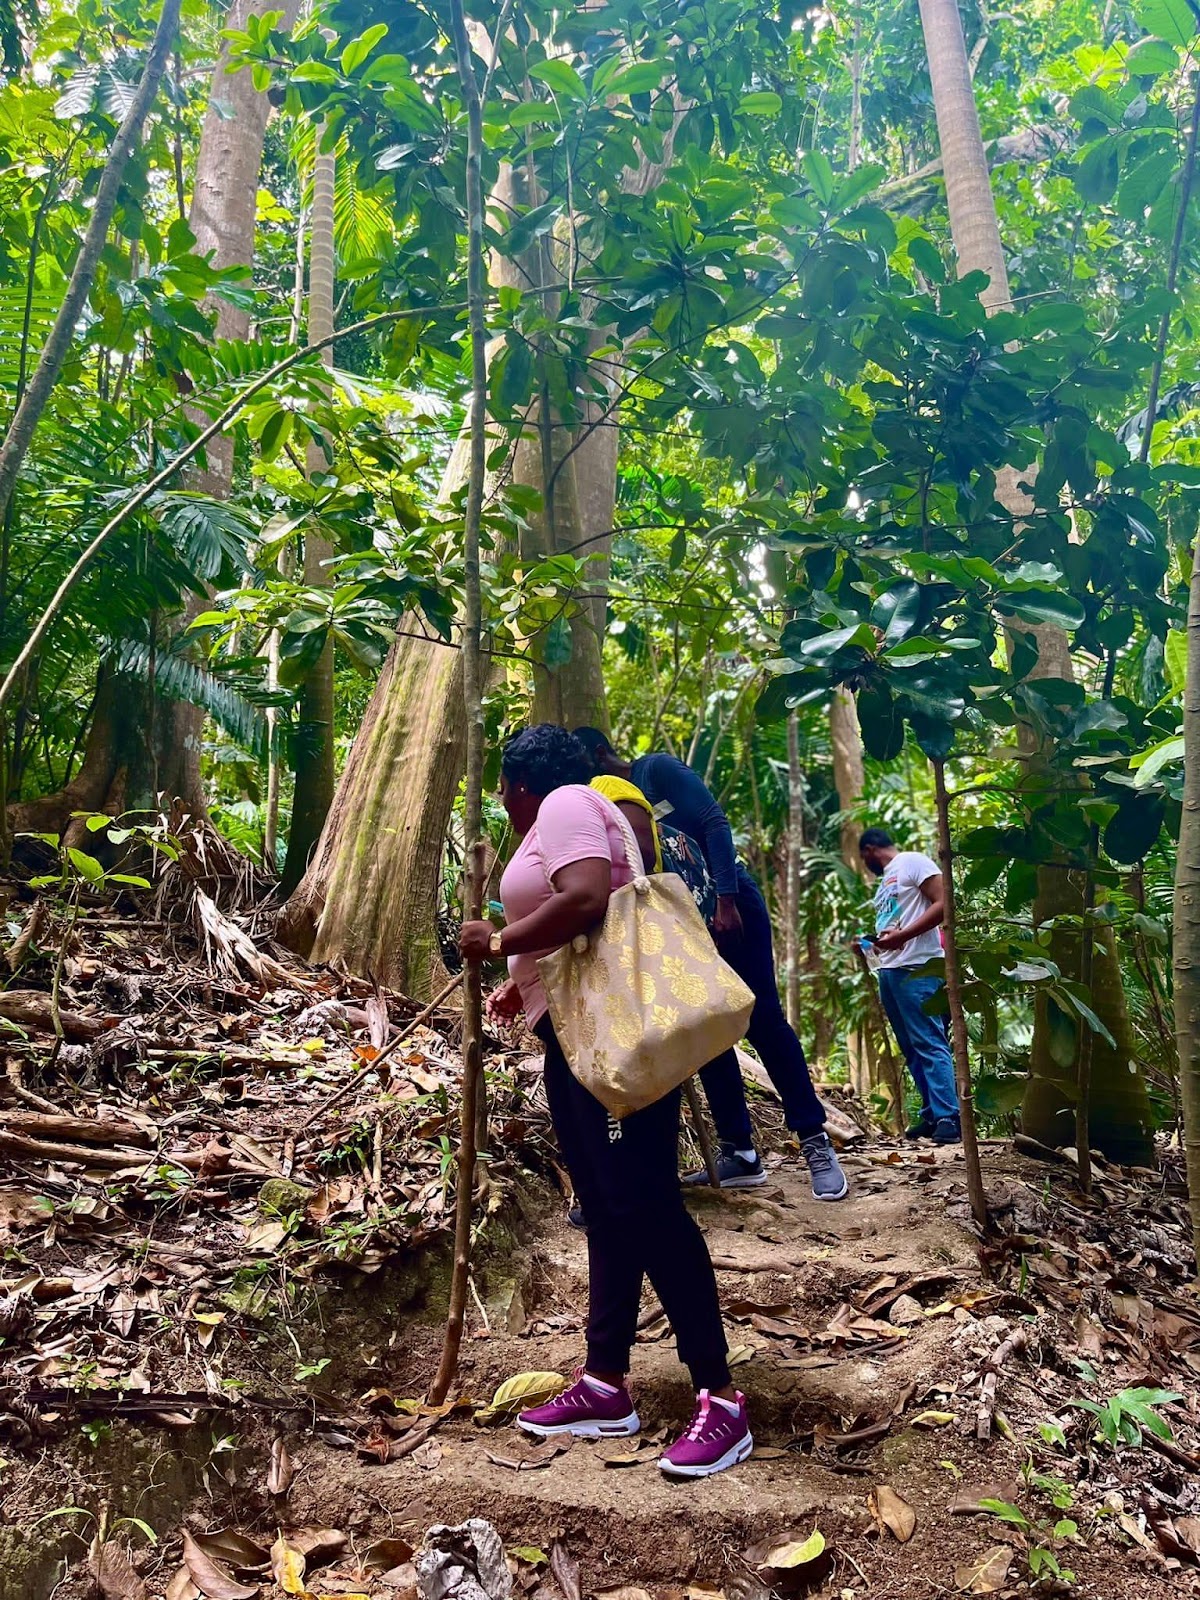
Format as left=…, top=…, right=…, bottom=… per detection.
left=458, top=725, right=752, bottom=1480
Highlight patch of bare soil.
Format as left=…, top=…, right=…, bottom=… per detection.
left=1, top=885, right=1198, bottom=1600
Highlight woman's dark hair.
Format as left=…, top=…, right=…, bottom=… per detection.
left=502, top=724, right=591, bottom=797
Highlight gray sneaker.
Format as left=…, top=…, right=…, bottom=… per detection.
left=801, top=1133, right=848, bottom=1201
left=683, top=1143, right=767, bottom=1189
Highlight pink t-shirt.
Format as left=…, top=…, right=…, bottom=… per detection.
left=500, top=784, right=638, bottom=1026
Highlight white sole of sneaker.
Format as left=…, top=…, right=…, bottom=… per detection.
left=812, top=1176, right=849, bottom=1201
left=659, top=1432, right=754, bottom=1478
left=518, top=1410, right=640, bottom=1440
left=720, top=1173, right=767, bottom=1190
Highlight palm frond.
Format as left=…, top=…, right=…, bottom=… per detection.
left=0, top=281, right=61, bottom=396
left=115, top=641, right=268, bottom=758
left=333, top=160, right=392, bottom=270
left=150, top=491, right=256, bottom=582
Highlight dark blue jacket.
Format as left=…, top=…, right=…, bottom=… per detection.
left=629, top=752, right=740, bottom=897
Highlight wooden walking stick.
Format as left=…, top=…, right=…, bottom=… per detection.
left=684, top=1078, right=723, bottom=1189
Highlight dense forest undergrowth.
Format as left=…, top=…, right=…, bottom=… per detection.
left=5, top=0, right=1200, bottom=1591
left=0, top=881, right=1197, bottom=1600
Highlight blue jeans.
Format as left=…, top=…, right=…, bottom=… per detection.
left=698, top=869, right=826, bottom=1145
left=877, top=968, right=959, bottom=1123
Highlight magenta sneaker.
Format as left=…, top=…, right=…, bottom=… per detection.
left=517, top=1371, right=640, bottom=1439
left=659, top=1390, right=752, bottom=1478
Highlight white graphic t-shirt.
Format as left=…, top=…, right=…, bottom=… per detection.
left=873, top=851, right=944, bottom=971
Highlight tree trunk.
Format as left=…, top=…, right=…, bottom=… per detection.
left=281, top=136, right=337, bottom=892
left=784, top=713, right=804, bottom=1027
left=1174, top=544, right=1200, bottom=1239
left=917, top=0, right=1152, bottom=1166
left=917, top=0, right=1010, bottom=316
left=933, top=759, right=987, bottom=1226
left=278, top=536, right=468, bottom=993
left=280, top=148, right=624, bottom=989
left=830, top=686, right=865, bottom=872
left=0, top=0, right=182, bottom=522
left=430, top=0, right=487, bottom=1401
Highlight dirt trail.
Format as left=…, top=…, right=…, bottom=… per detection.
left=5, top=1133, right=1196, bottom=1598
left=270, top=1143, right=1182, bottom=1598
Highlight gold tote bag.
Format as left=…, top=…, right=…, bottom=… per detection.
left=537, top=805, right=755, bottom=1119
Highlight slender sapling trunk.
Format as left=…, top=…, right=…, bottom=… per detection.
left=429, top=0, right=488, bottom=1405
left=932, top=758, right=987, bottom=1228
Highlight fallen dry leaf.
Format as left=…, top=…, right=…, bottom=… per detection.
left=594, top=1589, right=653, bottom=1600
left=475, top=1370, right=566, bottom=1424
left=913, top=1409, right=956, bottom=1428
left=288, top=1528, right=347, bottom=1564
left=951, top=1482, right=1018, bottom=1517
left=411, top=1437, right=443, bottom=1470
left=363, top=1538, right=414, bottom=1573
left=186, top=1530, right=269, bottom=1572
left=872, top=1485, right=916, bottom=1543
left=267, top=1436, right=293, bottom=1496
left=954, top=1546, right=1013, bottom=1594
left=597, top=1440, right=645, bottom=1467
left=747, top=1529, right=826, bottom=1570
left=270, top=1534, right=306, bottom=1595
left=549, top=1540, right=581, bottom=1600
left=165, top=1569, right=201, bottom=1600
left=724, top=1299, right=792, bottom=1320
left=91, top=1540, right=150, bottom=1600
left=181, top=1530, right=260, bottom=1600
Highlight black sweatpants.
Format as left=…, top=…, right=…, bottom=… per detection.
left=537, top=1017, right=731, bottom=1393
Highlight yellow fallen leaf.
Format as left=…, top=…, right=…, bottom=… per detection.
left=913, top=1409, right=956, bottom=1427
left=270, top=1534, right=306, bottom=1595
left=762, top=1530, right=825, bottom=1569
left=474, top=1371, right=566, bottom=1424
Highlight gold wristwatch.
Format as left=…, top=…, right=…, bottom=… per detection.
left=488, top=930, right=504, bottom=957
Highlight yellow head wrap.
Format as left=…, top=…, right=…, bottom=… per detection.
left=590, top=775, right=662, bottom=871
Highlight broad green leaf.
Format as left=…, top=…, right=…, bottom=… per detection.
left=1131, top=735, right=1183, bottom=786
left=1103, top=791, right=1166, bottom=862
left=858, top=681, right=904, bottom=762
left=803, top=149, right=834, bottom=204
left=67, top=849, right=104, bottom=884
left=907, top=234, right=945, bottom=283
left=739, top=91, right=783, bottom=117
left=606, top=62, right=666, bottom=97
left=1125, top=35, right=1180, bottom=74
left=543, top=614, right=573, bottom=670
left=341, top=24, right=388, bottom=74
left=529, top=59, right=587, bottom=99
left=1136, top=0, right=1198, bottom=46
left=1075, top=139, right=1120, bottom=203
left=1165, top=628, right=1187, bottom=693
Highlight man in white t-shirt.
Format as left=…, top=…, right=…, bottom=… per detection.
left=858, top=828, right=960, bottom=1144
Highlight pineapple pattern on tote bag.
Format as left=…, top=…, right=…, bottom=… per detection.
left=539, top=806, right=754, bottom=1119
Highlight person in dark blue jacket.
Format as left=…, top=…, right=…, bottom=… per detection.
left=574, top=729, right=848, bottom=1202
